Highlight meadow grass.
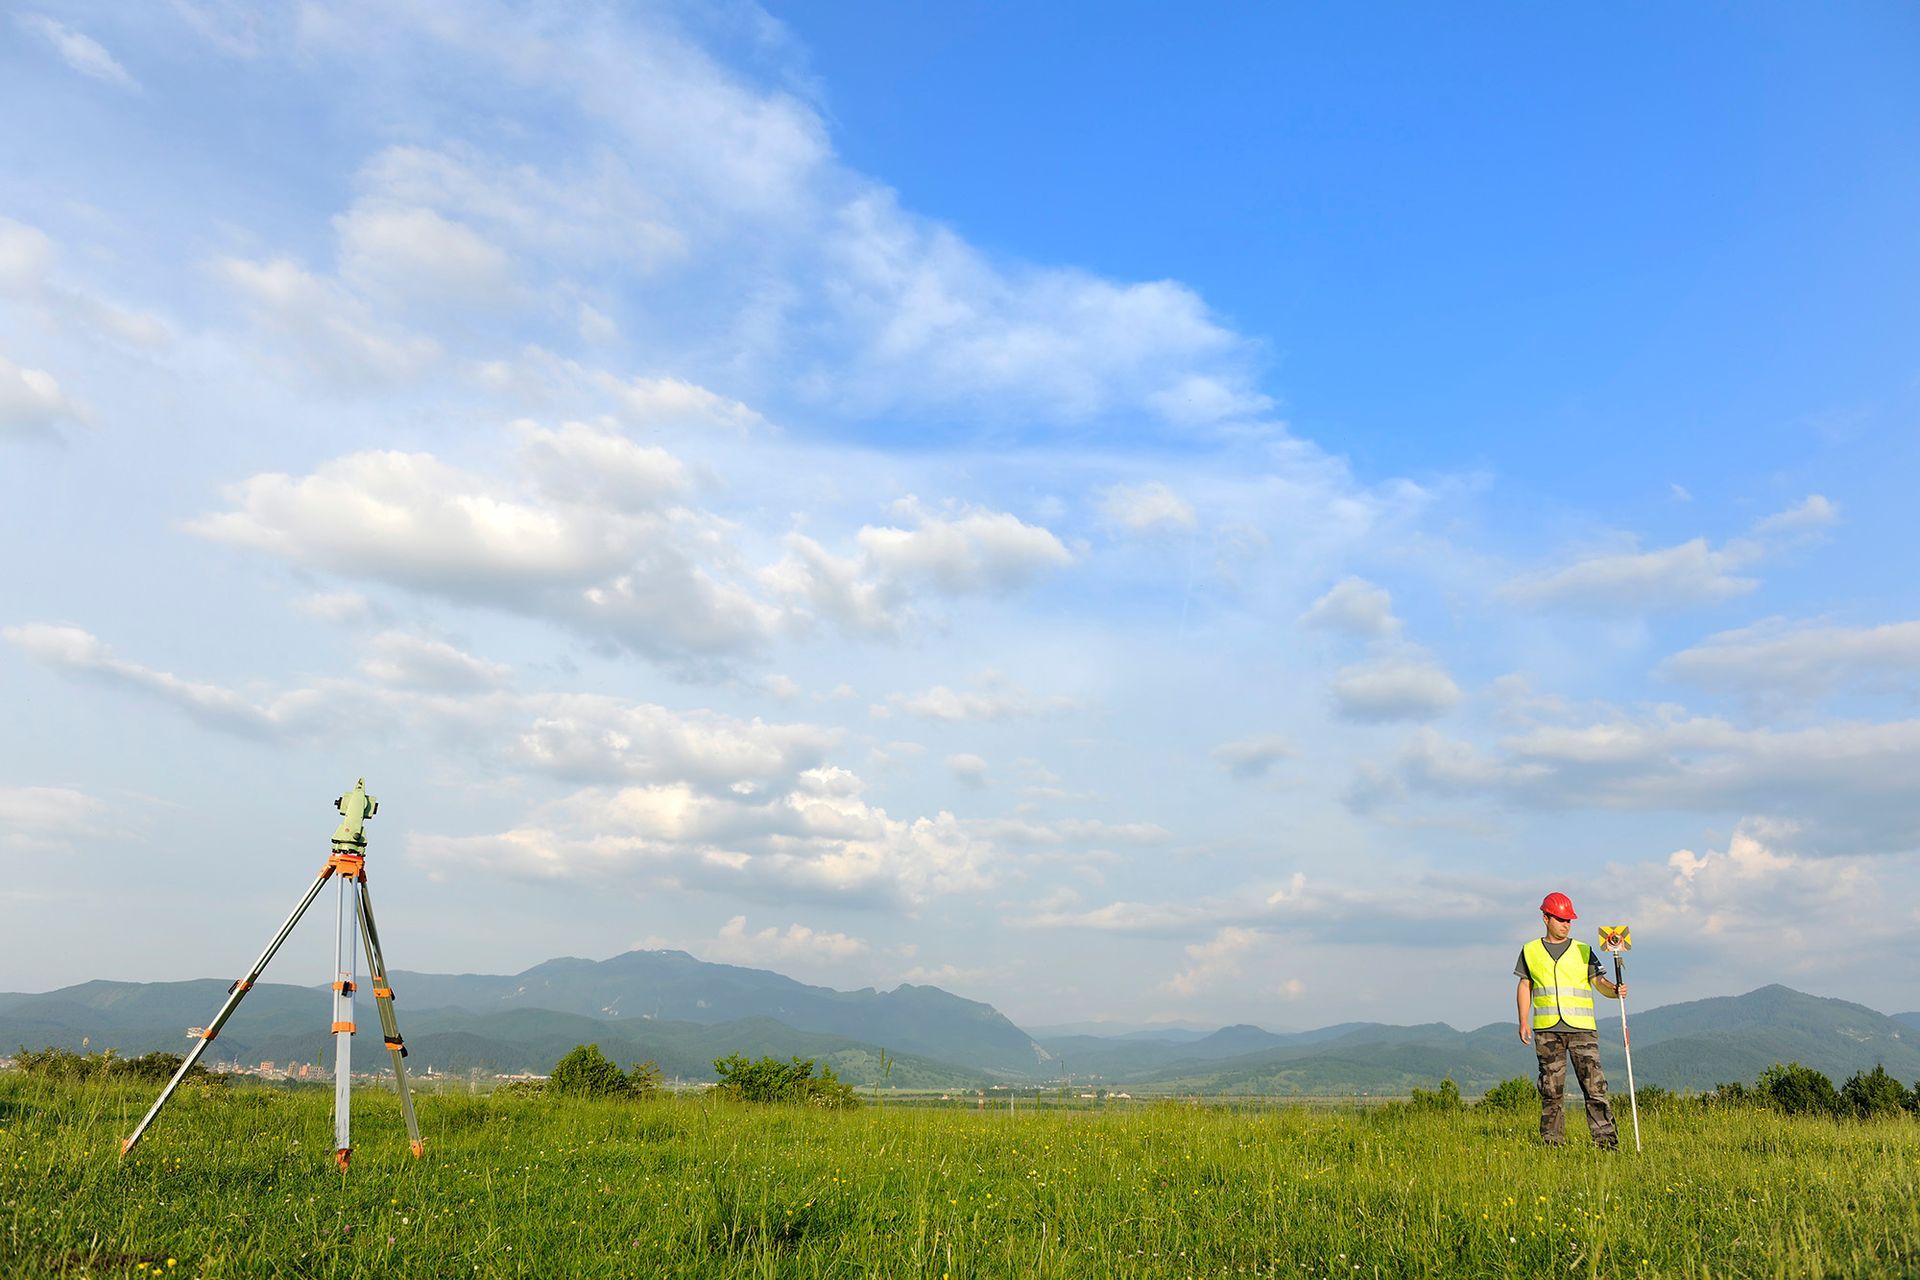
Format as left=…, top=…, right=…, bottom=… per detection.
left=2, top=1074, right=1916, bottom=1278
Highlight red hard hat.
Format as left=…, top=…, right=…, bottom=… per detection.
left=1540, top=891, right=1577, bottom=921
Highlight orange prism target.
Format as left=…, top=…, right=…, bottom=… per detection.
left=1597, top=924, right=1632, bottom=953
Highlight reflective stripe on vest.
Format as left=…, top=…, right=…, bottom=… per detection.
left=1523, top=938, right=1596, bottom=1031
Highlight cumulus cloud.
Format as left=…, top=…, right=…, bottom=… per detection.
left=1100, top=482, right=1196, bottom=533
left=1661, top=619, right=1920, bottom=697
left=409, top=766, right=998, bottom=907
left=1163, top=926, right=1262, bottom=996
left=1211, top=735, right=1294, bottom=781
left=1383, top=709, right=1920, bottom=853
left=0, top=355, right=84, bottom=436
left=18, top=13, right=138, bottom=89
left=189, top=437, right=778, bottom=671
left=765, top=501, right=1072, bottom=637
left=1331, top=657, right=1462, bottom=722
left=1302, top=577, right=1401, bottom=638
left=708, top=914, right=869, bottom=965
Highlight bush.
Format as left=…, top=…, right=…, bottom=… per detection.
left=1476, top=1077, right=1537, bottom=1112
left=712, top=1054, right=860, bottom=1109
left=1840, top=1065, right=1908, bottom=1118
left=1756, top=1062, right=1841, bottom=1117
left=549, top=1044, right=633, bottom=1099
left=1409, top=1077, right=1462, bottom=1111
left=1702, top=1080, right=1752, bottom=1109
left=12, top=1045, right=226, bottom=1088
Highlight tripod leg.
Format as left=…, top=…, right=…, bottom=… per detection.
left=356, top=880, right=423, bottom=1157
left=330, top=873, right=358, bottom=1170
left=124, top=866, right=336, bottom=1156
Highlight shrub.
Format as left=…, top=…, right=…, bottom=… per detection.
left=1756, top=1062, right=1840, bottom=1117
left=549, top=1044, right=633, bottom=1099
left=1839, top=1065, right=1907, bottom=1118
left=1409, top=1077, right=1462, bottom=1111
left=1476, top=1077, right=1537, bottom=1112
left=712, top=1054, right=860, bottom=1109
left=1702, top=1080, right=1752, bottom=1109
left=12, top=1045, right=226, bottom=1088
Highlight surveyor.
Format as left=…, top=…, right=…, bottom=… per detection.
left=1514, top=892, right=1627, bottom=1149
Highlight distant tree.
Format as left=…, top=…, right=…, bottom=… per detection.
left=712, top=1054, right=859, bottom=1108
left=1839, top=1065, right=1907, bottom=1118
left=1756, top=1062, right=1840, bottom=1117
left=1409, top=1077, right=1463, bottom=1111
left=13, top=1045, right=225, bottom=1088
left=549, top=1044, right=632, bottom=1099
left=626, top=1058, right=664, bottom=1099
left=1702, top=1080, right=1752, bottom=1109
left=1475, top=1077, right=1537, bottom=1112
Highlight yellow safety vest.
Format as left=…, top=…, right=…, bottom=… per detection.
left=1523, top=938, right=1596, bottom=1031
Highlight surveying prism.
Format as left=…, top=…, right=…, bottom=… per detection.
left=121, top=780, right=423, bottom=1170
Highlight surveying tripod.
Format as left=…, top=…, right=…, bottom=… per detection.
left=122, top=780, right=423, bottom=1170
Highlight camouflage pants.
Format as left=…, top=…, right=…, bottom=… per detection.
left=1535, top=1027, right=1617, bottom=1148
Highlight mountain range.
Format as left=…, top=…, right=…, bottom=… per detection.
left=4, top=950, right=1915, bottom=1095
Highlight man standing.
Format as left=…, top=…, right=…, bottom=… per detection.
left=1515, top=891, right=1627, bottom=1149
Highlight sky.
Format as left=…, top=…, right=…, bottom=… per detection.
left=4, top=1, right=1919, bottom=1034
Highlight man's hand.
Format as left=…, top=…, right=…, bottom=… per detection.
left=1518, top=1024, right=1532, bottom=1045
left=1615, top=982, right=1628, bottom=1000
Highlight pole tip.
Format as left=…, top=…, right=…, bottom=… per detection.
left=335, top=1148, right=351, bottom=1172
left=410, top=1139, right=424, bottom=1158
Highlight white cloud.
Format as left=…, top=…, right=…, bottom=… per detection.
left=1302, top=577, right=1401, bottom=638
left=1385, top=709, right=1920, bottom=852
left=1331, top=657, right=1462, bottom=722
left=213, top=255, right=441, bottom=387
left=1163, top=926, right=1262, bottom=997
left=0, top=785, right=108, bottom=848
left=708, top=914, right=869, bottom=965
left=946, top=752, right=989, bottom=789
left=765, top=502, right=1072, bottom=637
left=0, top=219, right=56, bottom=293
left=409, top=767, right=998, bottom=908
left=1503, top=537, right=1761, bottom=613
left=18, top=13, right=138, bottom=89
left=358, top=631, right=511, bottom=692
left=189, top=440, right=779, bottom=670
left=293, top=591, right=374, bottom=625
left=887, top=678, right=1080, bottom=722
left=335, top=203, right=515, bottom=310
left=3, top=624, right=319, bottom=738
left=1100, top=482, right=1196, bottom=533
left=0, top=355, right=84, bottom=435
left=1502, top=498, right=1835, bottom=615
left=1752, top=494, right=1837, bottom=536
left=1661, top=619, right=1920, bottom=697
left=1211, top=735, right=1294, bottom=780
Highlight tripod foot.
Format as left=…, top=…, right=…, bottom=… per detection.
left=335, top=1147, right=351, bottom=1172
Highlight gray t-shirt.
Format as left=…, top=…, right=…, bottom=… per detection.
left=1513, top=938, right=1607, bottom=985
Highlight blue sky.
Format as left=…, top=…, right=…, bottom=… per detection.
left=3, top=1, right=1917, bottom=1032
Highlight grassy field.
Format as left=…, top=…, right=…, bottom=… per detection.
left=3, top=1074, right=1916, bottom=1278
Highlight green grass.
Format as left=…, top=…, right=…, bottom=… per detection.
left=3, top=1074, right=1916, bottom=1277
